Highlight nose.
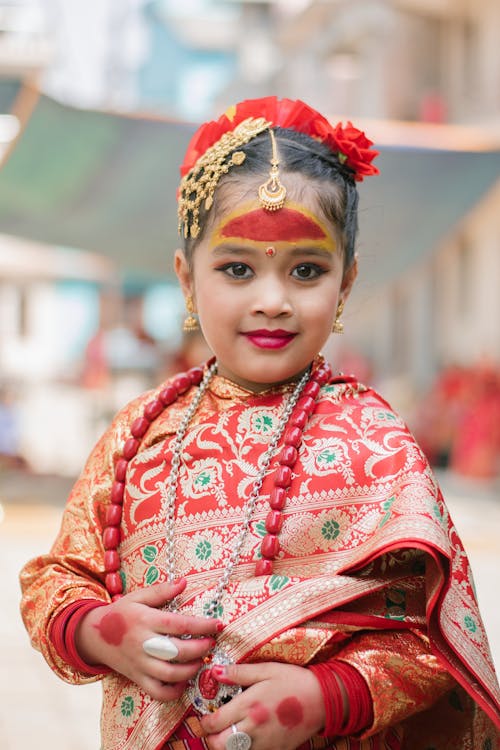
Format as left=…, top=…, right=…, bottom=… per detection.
left=251, top=275, right=292, bottom=318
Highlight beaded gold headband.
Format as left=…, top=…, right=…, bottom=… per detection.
left=178, top=116, right=272, bottom=239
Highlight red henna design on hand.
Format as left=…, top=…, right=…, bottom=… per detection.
left=94, top=612, right=128, bottom=646
left=276, top=696, right=304, bottom=728
left=249, top=701, right=270, bottom=726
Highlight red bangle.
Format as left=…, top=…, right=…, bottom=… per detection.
left=333, top=660, right=373, bottom=736
left=309, top=662, right=345, bottom=736
left=308, top=660, right=373, bottom=737
left=51, top=600, right=111, bottom=676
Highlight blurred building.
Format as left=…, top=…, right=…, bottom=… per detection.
left=215, top=1, right=500, bottom=404
left=220, top=0, right=500, bottom=128
left=0, top=4, right=121, bottom=474
left=0, top=1, right=50, bottom=158
left=138, top=0, right=238, bottom=119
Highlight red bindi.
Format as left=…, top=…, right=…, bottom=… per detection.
left=276, top=696, right=304, bottom=728
left=249, top=702, right=270, bottom=726
left=95, top=612, right=128, bottom=646
left=265, top=246, right=276, bottom=257
left=220, top=208, right=326, bottom=242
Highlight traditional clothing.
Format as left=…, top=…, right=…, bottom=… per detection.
left=20, top=359, right=500, bottom=749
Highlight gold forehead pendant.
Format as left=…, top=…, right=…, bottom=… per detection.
left=258, top=128, right=287, bottom=211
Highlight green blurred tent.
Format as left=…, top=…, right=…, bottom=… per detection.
left=0, top=76, right=23, bottom=111
left=0, top=87, right=500, bottom=285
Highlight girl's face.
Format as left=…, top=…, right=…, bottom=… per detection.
left=175, top=181, right=357, bottom=392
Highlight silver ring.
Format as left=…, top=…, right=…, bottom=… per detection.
left=225, top=724, right=252, bottom=750
left=142, top=635, right=179, bottom=661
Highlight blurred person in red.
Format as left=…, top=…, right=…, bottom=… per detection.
left=81, top=328, right=111, bottom=390
left=413, top=364, right=469, bottom=469
left=450, top=360, right=500, bottom=480
left=415, top=361, right=500, bottom=480
left=0, top=383, right=24, bottom=468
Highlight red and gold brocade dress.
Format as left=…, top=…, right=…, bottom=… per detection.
left=20, top=360, right=500, bottom=750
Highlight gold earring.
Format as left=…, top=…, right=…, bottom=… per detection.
left=183, top=295, right=199, bottom=332
left=332, top=299, right=345, bottom=334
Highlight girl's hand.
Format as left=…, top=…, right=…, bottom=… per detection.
left=200, top=662, right=326, bottom=750
left=75, top=578, right=222, bottom=701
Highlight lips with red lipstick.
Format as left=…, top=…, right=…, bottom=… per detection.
left=242, top=329, right=297, bottom=349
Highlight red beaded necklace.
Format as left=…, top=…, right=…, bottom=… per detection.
left=102, top=358, right=333, bottom=601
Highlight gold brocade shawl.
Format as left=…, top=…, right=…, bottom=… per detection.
left=19, top=367, right=500, bottom=750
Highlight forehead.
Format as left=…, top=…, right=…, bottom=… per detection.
left=215, top=203, right=330, bottom=243
left=210, top=172, right=336, bottom=234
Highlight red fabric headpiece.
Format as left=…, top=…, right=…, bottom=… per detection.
left=180, top=96, right=379, bottom=182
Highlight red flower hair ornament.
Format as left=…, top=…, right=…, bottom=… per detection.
left=180, top=96, right=379, bottom=182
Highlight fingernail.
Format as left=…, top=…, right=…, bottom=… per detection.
left=173, top=576, right=185, bottom=586
left=216, top=621, right=224, bottom=632
left=211, top=665, right=226, bottom=679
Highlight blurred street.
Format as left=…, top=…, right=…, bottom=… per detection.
left=0, top=470, right=101, bottom=750
left=0, top=468, right=499, bottom=750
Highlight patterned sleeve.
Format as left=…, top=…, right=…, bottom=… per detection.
left=19, top=397, right=143, bottom=684
left=334, top=628, right=456, bottom=736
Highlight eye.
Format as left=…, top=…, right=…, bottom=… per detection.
left=217, top=262, right=253, bottom=279
left=292, top=263, right=326, bottom=280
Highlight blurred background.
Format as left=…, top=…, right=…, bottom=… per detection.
left=0, top=1, right=499, bottom=748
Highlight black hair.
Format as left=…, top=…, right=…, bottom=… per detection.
left=182, top=127, right=359, bottom=270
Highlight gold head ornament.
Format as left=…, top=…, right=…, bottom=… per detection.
left=178, top=117, right=271, bottom=239
left=177, top=98, right=379, bottom=240
left=258, top=128, right=287, bottom=211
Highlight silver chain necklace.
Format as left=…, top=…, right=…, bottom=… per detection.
left=164, top=361, right=310, bottom=616
left=162, top=361, right=311, bottom=713
left=163, top=361, right=218, bottom=594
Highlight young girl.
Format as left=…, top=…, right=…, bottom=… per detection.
left=20, top=97, right=500, bottom=750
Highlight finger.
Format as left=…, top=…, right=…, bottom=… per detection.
left=203, top=713, right=255, bottom=746
left=141, top=675, right=187, bottom=703
left=146, top=658, right=203, bottom=685
left=207, top=724, right=246, bottom=750
left=201, top=710, right=230, bottom=737
left=170, top=636, right=217, bottom=663
left=210, top=662, right=268, bottom=687
left=156, top=611, right=224, bottom=638
left=128, top=577, right=187, bottom=607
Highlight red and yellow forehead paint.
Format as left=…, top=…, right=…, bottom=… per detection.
left=209, top=202, right=337, bottom=253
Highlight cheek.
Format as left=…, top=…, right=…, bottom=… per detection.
left=300, top=298, right=336, bottom=334
left=198, top=287, right=240, bottom=326
left=298, top=282, right=338, bottom=313
left=94, top=612, right=128, bottom=646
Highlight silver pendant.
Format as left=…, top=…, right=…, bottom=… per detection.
left=186, top=650, right=242, bottom=715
